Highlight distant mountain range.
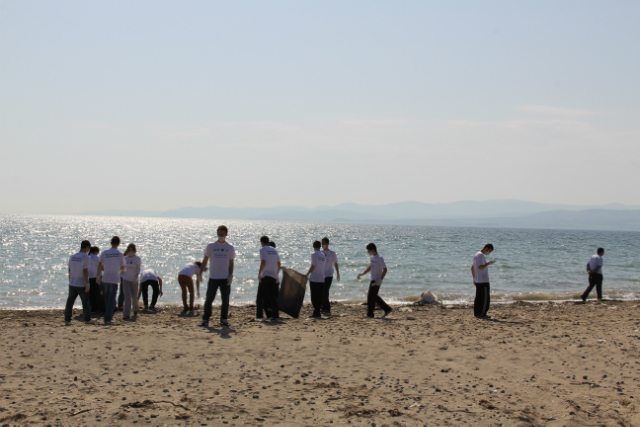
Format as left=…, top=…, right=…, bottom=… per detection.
left=82, top=200, right=640, bottom=231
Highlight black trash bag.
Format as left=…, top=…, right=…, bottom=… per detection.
left=277, top=268, right=307, bottom=319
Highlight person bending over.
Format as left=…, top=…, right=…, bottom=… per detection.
left=138, top=268, right=163, bottom=311
left=178, top=261, right=203, bottom=312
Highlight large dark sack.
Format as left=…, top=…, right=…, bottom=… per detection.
left=277, top=268, right=307, bottom=318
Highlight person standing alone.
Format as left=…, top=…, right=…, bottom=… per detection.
left=357, top=243, right=392, bottom=319
left=199, top=225, right=235, bottom=327
left=98, top=236, right=126, bottom=325
left=471, top=243, right=495, bottom=319
left=64, top=240, right=97, bottom=325
left=321, top=237, right=340, bottom=316
left=582, top=248, right=605, bottom=302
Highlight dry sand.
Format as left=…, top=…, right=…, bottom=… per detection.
left=1, top=300, right=640, bottom=426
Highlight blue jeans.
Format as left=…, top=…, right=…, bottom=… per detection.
left=64, top=286, right=91, bottom=322
left=202, top=278, right=231, bottom=321
left=103, top=282, right=119, bottom=322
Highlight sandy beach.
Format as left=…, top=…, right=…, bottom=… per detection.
left=1, top=300, right=639, bottom=426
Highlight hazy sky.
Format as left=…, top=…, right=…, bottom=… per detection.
left=1, top=1, right=639, bottom=213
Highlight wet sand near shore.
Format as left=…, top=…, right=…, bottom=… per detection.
left=1, top=300, right=639, bottom=426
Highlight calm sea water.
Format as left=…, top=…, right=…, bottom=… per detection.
left=1, top=214, right=638, bottom=310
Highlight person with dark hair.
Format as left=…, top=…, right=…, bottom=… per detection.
left=357, top=243, right=392, bottom=319
left=64, top=240, right=97, bottom=325
left=256, top=236, right=281, bottom=321
left=305, top=240, right=326, bottom=319
left=582, top=248, right=605, bottom=302
left=98, top=236, right=126, bottom=324
left=178, top=261, right=203, bottom=312
left=88, top=246, right=105, bottom=313
left=138, top=269, right=163, bottom=311
left=199, top=225, right=235, bottom=327
left=321, top=237, right=340, bottom=315
left=121, top=243, right=141, bottom=320
left=471, top=243, right=495, bottom=318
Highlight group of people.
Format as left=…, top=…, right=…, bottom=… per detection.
left=64, top=225, right=606, bottom=325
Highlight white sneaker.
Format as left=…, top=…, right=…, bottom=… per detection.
left=86, top=318, right=97, bottom=324
left=106, top=319, right=116, bottom=325
left=254, top=318, right=264, bottom=322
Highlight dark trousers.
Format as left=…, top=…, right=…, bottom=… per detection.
left=64, top=286, right=91, bottom=322
left=582, top=274, right=603, bottom=300
left=103, top=282, right=118, bottom=322
left=474, top=282, right=490, bottom=317
left=256, top=276, right=279, bottom=319
left=141, top=280, right=160, bottom=308
left=89, top=278, right=105, bottom=313
left=309, top=281, right=324, bottom=317
left=117, top=278, right=125, bottom=310
left=202, top=278, right=231, bottom=321
left=367, top=281, right=391, bottom=317
left=322, top=277, right=333, bottom=312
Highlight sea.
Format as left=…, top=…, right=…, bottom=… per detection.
left=1, top=214, right=639, bottom=310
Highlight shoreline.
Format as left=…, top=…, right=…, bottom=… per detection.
left=0, top=295, right=634, bottom=312
left=2, top=300, right=640, bottom=426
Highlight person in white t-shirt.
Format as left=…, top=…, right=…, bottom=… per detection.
left=121, top=243, right=142, bottom=319
left=321, top=237, right=340, bottom=315
left=138, top=268, right=163, bottom=311
left=581, top=247, right=605, bottom=302
left=305, top=240, right=326, bottom=319
left=88, top=246, right=105, bottom=313
left=64, top=240, right=97, bottom=325
left=357, top=242, right=392, bottom=319
left=178, top=261, right=203, bottom=312
left=256, top=235, right=281, bottom=321
left=199, top=225, right=236, bottom=327
left=98, top=236, right=126, bottom=324
left=471, top=243, right=495, bottom=319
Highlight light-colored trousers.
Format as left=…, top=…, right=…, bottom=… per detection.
left=122, top=279, right=139, bottom=317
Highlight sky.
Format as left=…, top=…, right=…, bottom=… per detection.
left=1, top=0, right=639, bottom=213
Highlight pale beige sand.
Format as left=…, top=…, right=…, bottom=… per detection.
left=1, top=300, right=639, bottom=426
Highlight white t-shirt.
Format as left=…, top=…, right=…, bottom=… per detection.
left=140, top=269, right=158, bottom=282
left=473, top=251, right=490, bottom=283
left=260, top=246, right=280, bottom=279
left=369, top=254, right=387, bottom=282
left=68, top=252, right=90, bottom=287
left=123, top=255, right=142, bottom=281
left=179, top=263, right=201, bottom=278
left=99, top=248, right=126, bottom=284
left=88, top=253, right=100, bottom=279
left=588, top=254, right=604, bottom=275
left=322, top=249, right=338, bottom=278
left=204, top=241, right=236, bottom=279
left=309, top=251, right=326, bottom=283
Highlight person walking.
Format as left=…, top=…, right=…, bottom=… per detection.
left=88, top=246, right=105, bottom=313
left=199, top=225, right=235, bottom=327
left=581, top=247, right=605, bottom=302
left=305, top=240, right=326, bottom=319
left=357, top=243, right=392, bottom=319
left=64, top=240, right=97, bottom=325
left=121, top=243, right=141, bottom=320
left=321, top=237, right=340, bottom=315
left=256, top=236, right=281, bottom=321
left=138, top=269, right=163, bottom=311
left=178, top=261, right=203, bottom=312
left=98, top=236, right=126, bottom=325
left=471, top=243, right=495, bottom=319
